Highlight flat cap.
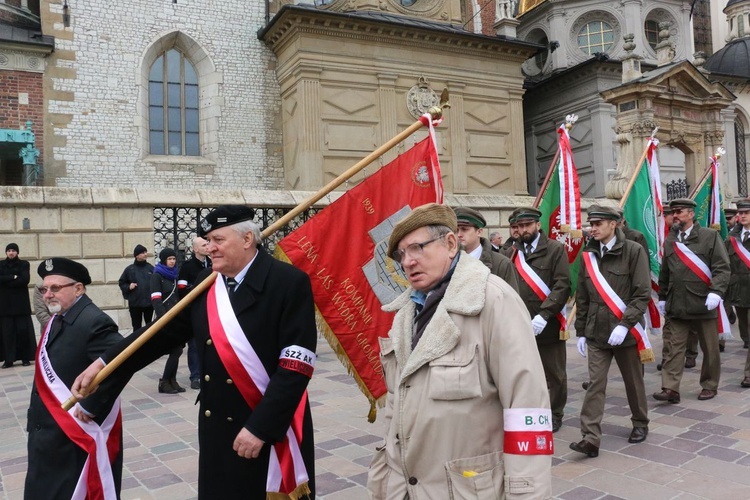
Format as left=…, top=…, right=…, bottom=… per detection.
left=514, top=207, right=542, bottom=222
left=38, top=258, right=92, bottom=285
left=388, top=203, right=457, bottom=260
left=200, top=205, right=256, bottom=237
left=736, top=198, right=750, bottom=211
left=669, top=198, right=697, bottom=209
left=454, top=207, right=486, bottom=228
left=587, top=205, right=620, bottom=222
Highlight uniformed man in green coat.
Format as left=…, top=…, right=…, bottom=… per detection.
left=728, top=200, right=750, bottom=388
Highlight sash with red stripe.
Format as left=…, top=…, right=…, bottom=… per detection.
left=513, top=251, right=567, bottom=331
left=581, top=252, right=655, bottom=363
left=35, top=316, right=122, bottom=500
left=730, top=236, right=750, bottom=269
left=206, top=277, right=312, bottom=499
left=672, top=241, right=731, bottom=338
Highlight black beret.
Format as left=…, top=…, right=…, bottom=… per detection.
left=200, top=205, right=256, bottom=237
left=669, top=198, right=697, bottom=209
left=514, top=207, right=542, bottom=222
left=133, top=244, right=147, bottom=257
left=38, top=258, right=92, bottom=285
left=587, top=205, right=620, bottom=222
left=5, top=242, right=19, bottom=252
left=454, top=207, right=487, bottom=228
left=159, top=248, right=177, bottom=262
left=735, top=199, right=750, bottom=212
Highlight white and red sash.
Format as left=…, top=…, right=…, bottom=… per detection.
left=206, top=277, right=313, bottom=499
left=581, top=252, right=654, bottom=362
left=730, top=236, right=750, bottom=269
left=35, top=316, right=122, bottom=500
left=513, top=251, right=567, bottom=329
left=673, top=241, right=731, bottom=337
left=503, top=408, right=554, bottom=456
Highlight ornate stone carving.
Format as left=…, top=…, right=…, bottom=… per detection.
left=406, top=76, right=439, bottom=120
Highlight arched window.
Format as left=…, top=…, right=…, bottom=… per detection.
left=736, top=116, right=748, bottom=197
left=148, top=49, right=199, bottom=156
left=577, top=21, right=615, bottom=55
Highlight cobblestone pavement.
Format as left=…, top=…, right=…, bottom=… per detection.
left=2, top=324, right=750, bottom=499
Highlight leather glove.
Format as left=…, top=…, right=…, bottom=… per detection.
left=657, top=300, right=666, bottom=316
left=705, top=292, right=721, bottom=311
left=531, top=314, right=547, bottom=336
left=577, top=337, right=587, bottom=358
left=608, top=325, right=629, bottom=346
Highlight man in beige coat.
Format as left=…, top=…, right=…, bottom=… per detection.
left=368, top=203, right=552, bottom=500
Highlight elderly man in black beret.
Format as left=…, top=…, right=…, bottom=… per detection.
left=368, top=203, right=552, bottom=500
left=25, top=258, right=125, bottom=499
left=73, top=205, right=318, bottom=500
left=654, top=198, right=730, bottom=403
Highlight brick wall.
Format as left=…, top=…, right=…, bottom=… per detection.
left=0, top=70, right=44, bottom=175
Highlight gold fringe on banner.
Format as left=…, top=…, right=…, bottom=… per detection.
left=274, top=246, right=383, bottom=423
left=560, top=224, right=571, bottom=233
left=710, top=223, right=721, bottom=230
left=266, top=482, right=311, bottom=500
left=639, top=348, right=655, bottom=364
left=559, top=329, right=570, bottom=341
left=569, top=229, right=583, bottom=239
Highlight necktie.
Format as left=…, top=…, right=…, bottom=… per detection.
left=744, top=232, right=749, bottom=243
left=680, top=232, right=686, bottom=243
left=601, top=246, right=608, bottom=257
left=226, top=277, right=237, bottom=295
left=525, top=244, right=532, bottom=256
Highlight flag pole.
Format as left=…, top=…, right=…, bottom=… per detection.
left=533, top=116, right=577, bottom=207
left=62, top=92, right=452, bottom=411
left=688, top=147, right=725, bottom=199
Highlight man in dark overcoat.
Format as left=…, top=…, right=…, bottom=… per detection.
left=511, top=207, right=571, bottom=433
left=729, top=200, right=750, bottom=386
left=25, top=258, right=125, bottom=499
left=0, top=242, right=36, bottom=367
left=654, top=198, right=730, bottom=403
left=73, top=205, right=317, bottom=500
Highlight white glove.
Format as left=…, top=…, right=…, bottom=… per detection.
left=531, top=314, right=547, bottom=336
left=608, top=325, right=629, bottom=346
left=577, top=337, right=587, bottom=358
left=705, top=292, right=721, bottom=311
left=657, top=301, right=666, bottom=316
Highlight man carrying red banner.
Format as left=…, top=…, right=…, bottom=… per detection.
left=73, top=205, right=318, bottom=500
left=571, top=206, right=651, bottom=458
left=511, top=207, right=571, bottom=433
left=728, top=199, right=750, bottom=387
left=654, top=198, right=730, bottom=403
left=368, top=203, right=552, bottom=499
left=26, top=258, right=125, bottom=500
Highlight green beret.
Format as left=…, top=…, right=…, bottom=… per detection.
left=388, top=203, right=457, bottom=260
left=669, top=198, right=697, bottom=209
left=514, top=207, right=542, bottom=222
left=453, top=207, right=486, bottom=228
left=587, top=205, right=620, bottom=222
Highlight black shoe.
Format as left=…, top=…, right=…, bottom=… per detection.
left=653, top=389, right=680, bottom=404
left=190, top=379, right=200, bottom=390
left=569, top=440, right=599, bottom=458
left=552, top=419, right=562, bottom=433
left=719, top=343, right=725, bottom=353
left=685, top=357, right=696, bottom=369
left=1, top=363, right=13, bottom=369
left=582, top=381, right=590, bottom=390
left=21, top=361, right=30, bottom=366
left=741, top=377, right=750, bottom=388
left=744, top=341, right=749, bottom=349
left=158, top=378, right=179, bottom=394
left=656, top=361, right=663, bottom=371
left=628, top=427, right=648, bottom=443
left=170, top=378, right=186, bottom=393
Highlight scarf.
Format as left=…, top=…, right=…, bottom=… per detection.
left=154, top=263, right=178, bottom=281
left=412, top=254, right=459, bottom=349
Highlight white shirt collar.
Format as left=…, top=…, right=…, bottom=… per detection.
left=601, top=236, right=616, bottom=254
left=225, top=250, right=259, bottom=290
left=468, top=245, right=482, bottom=260
left=526, top=232, right=541, bottom=253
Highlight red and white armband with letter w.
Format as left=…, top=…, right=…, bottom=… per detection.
left=503, top=408, right=554, bottom=455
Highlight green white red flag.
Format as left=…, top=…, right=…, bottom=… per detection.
left=692, top=149, right=729, bottom=239
left=275, top=120, right=443, bottom=419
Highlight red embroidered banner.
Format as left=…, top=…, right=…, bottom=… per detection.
left=276, top=135, right=443, bottom=415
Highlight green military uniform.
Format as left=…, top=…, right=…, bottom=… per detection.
left=727, top=201, right=750, bottom=388
left=657, top=199, right=730, bottom=400
left=575, top=216, right=650, bottom=448
left=511, top=208, right=571, bottom=429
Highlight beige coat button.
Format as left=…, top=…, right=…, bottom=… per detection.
left=227, top=417, right=233, bottom=422
left=206, top=339, right=213, bottom=345
left=204, top=375, right=211, bottom=382
left=226, top=379, right=233, bottom=385
left=204, top=410, right=211, bottom=417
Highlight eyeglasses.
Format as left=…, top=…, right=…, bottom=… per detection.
left=391, top=235, right=445, bottom=263
left=38, top=282, right=77, bottom=294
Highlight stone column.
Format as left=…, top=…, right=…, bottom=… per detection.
left=509, top=93, right=528, bottom=195
left=605, top=120, right=657, bottom=199
left=294, top=69, right=323, bottom=190
left=449, top=83, right=467, bottom=194
left=377, top=73, right=398, bottom=164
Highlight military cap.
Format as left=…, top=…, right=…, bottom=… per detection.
left=724, top=207, right=738, bottom=217
left=587, top=205, right=620, bottom=222
left=669, top=198, right=697, bottom=209
left=199, top=205, right=256, bottom=237
left=736, top=199, right=750, bottom=212
left=662, top=206, right=674, bottom=215
left=508, top=211, right=519, bottom=225
left=37, top=258, right=92, bottom=285
left=387, top=203, right=457, bottom=260
left=514, top=207, right=542, bottom=222
left=615, top=206, right=625, bottom=220
left=454, top=207, right=486, bottom=228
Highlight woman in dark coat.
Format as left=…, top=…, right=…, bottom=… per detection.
left=150, top=247, right=185, bottom=393
left=0, top=243, right=36, bottom=367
